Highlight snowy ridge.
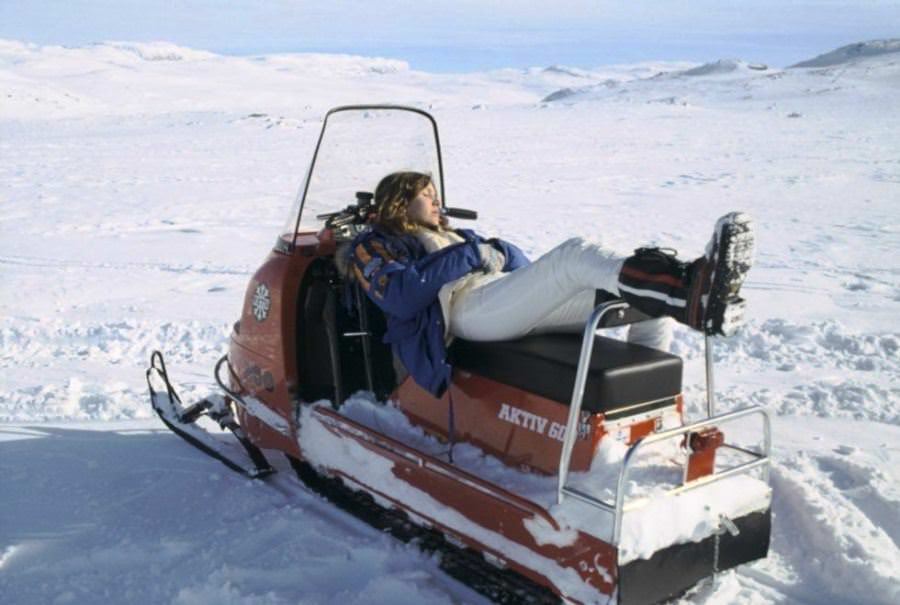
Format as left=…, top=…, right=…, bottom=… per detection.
left=790, top=39, right=900, bottom=68
left=678, top=59, right=768, bottom=77
left=249, top=52, right=409, bottom=75
left=539, top=58, right=900, bottom=107
left=539, top=41, right=899, bottom=107
left=102, top=40, right=218, bottom=62
left=0, top=39, right=415, bottom=119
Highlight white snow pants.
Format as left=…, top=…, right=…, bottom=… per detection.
left=449, top=237, right=673, bottom=351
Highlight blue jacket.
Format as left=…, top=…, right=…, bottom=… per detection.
left=348, top=225, right=530, bottom=396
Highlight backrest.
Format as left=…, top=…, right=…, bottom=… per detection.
left=297, top=260, right=344, bottom=404
left=346, top=281, right=398, bottom=400
left=296, top=256, right=397, bottom=406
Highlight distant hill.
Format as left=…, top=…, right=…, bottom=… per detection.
left=678, top=59, right=768, bottom=77
left=790, top=39, right=900, bottom=68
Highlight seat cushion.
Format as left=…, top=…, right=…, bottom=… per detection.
left=450, top=333, right=683, bottom=414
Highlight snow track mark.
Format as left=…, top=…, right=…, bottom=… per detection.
left=0, top=318, right=230, bottom=368
left=0, top=318, right=230, bottom=422
left=768, top=453, right=900, bottom=605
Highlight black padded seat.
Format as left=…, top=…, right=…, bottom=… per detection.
left=450, top=334, right=683, bottom=414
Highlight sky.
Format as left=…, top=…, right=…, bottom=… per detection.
left=1, top=0, right=898, bottom=71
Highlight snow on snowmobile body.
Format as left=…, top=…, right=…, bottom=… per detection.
left=148, top=105, right=773, bottom=605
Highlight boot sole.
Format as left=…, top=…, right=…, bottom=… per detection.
left=705, top=212, right=755, bottom=336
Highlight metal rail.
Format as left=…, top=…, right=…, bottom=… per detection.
left=705, top=334, right=716, bottom=417
left=555, top=301, right=772, bottom=545
left=556, top=301, right=628, bottom=501
left=608, top=405, right=771, bottom=544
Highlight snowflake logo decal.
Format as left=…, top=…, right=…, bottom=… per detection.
left=252, top=283, right=271, bottom=322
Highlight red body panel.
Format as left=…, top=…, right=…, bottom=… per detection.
left=229, top=233, right=327, bottom=458
left=395, top=373, right=601, bottom=474
left=309, top=406, right=618, bottom=602
left=686, top=427, right=725, bottom=482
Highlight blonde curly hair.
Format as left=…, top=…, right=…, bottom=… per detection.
left=373, top=171, right=445, bottom=234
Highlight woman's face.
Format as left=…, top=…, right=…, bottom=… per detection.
left=407, top=182, right=441, bottom=228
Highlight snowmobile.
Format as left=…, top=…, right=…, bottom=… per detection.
left=147, top=105, right=772, bottom=604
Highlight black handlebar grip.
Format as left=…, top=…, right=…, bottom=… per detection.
left=442, top=207, right=478, bottom=220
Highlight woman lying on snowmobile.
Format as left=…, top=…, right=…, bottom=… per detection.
left=347, top=171, right=754, bottom=397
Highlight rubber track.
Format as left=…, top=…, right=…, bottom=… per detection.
left=287, top=457, right=563, bottom=605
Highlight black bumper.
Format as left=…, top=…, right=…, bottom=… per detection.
left=617, top=508, right=771, bottom=605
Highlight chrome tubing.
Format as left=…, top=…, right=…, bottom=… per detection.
left=558, top=405, right=771, bottom=544
left=555, top=301, right=773, bottom=545
left=611, top=405, right=771, bottom=544
left=705, top=334, right=716, bottom=417
left=557, top=301, right=629, bottom=505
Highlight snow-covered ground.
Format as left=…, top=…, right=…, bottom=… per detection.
left=1, top=38, right=898, bottom=604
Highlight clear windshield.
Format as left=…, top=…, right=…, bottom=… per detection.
left=283, top=107, right=444, bottom=239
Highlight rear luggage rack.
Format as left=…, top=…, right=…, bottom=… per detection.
left=557, top=301, right=772, bottom=545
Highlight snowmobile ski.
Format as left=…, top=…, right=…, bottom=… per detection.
left=147, top=351, right=275, bottom=479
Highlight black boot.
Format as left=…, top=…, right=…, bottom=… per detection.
left=617, top=213, right=755, bottom=336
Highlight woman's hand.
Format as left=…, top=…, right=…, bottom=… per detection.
left=478, top=243, right=506, bottom=273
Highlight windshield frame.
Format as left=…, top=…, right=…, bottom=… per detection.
left=288, top=105, right=446, bottom=248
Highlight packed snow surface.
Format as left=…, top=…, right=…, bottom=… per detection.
left=2, top=38, right=899, bottom=604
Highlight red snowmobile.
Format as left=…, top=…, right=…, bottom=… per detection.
left=147, top=105, right=772, bottom=605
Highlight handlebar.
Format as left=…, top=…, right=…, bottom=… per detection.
left=443, top=207, right=478, bottom=220
left=315, top=191, right=478, bottom=229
